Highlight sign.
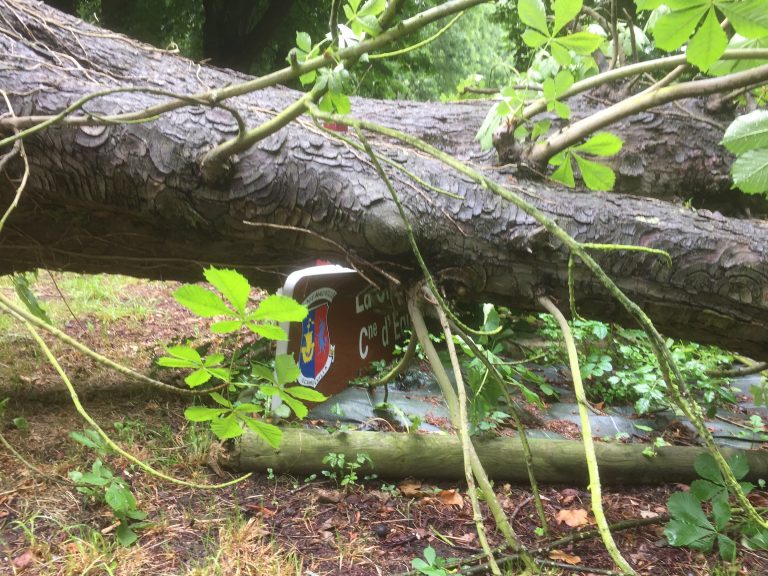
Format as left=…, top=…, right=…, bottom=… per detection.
left=276, top=265, right=409, bottom=397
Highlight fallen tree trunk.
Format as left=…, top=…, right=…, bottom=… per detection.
left=1, top=1, right=768, bottom=359
left=221, top=429, right=768, bottom=486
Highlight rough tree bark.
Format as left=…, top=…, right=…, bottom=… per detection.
left=1, top=1, right=767, bottom=360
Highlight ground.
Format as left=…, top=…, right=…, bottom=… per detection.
left=0, top=273, right=766, bottom=575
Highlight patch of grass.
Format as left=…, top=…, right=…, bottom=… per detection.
left=188, top=512, right=302, bottom=576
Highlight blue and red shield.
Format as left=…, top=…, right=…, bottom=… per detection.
left=299, top=303, right=332, bottom=385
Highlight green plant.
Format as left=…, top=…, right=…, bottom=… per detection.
left=321, top=452, right=373, bottom=488
left=642, top=435, right=669, bottom=458
left=156, top=266, right=327, bottom=448
left=68, top=459, right=148, bottom=546
left=411, top=545, right=450, bottom=576
left=665, top=453, right=768, bottom=561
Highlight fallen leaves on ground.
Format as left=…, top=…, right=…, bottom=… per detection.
left=555, top=507, right=589, bottom=528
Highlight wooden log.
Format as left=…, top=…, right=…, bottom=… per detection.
left=221, top=429, right=768, bottom=486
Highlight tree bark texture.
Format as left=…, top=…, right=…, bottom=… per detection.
left=1, top=1, right=768, bottom=360
left=222, top=429, right=768, bottom=486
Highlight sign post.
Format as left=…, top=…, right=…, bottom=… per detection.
left=276, top=265, right=410, bottom=397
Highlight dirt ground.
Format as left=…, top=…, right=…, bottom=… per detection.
left=0, top=274, right=767, bottom=575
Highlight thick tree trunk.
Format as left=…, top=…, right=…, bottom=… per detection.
left=1, top=1, right=768, bottom=359
left=222, top=429, right=768, bottom=485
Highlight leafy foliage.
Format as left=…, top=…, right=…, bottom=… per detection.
left=665, top=453, right=767, bottom=561
left=722, top=110, right=768, bottom=196
left=157, top=267, right=326, bottom=448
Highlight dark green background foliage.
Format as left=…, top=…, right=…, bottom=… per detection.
left=48, top=0, right=514, bottom=101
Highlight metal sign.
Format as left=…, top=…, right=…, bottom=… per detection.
left=276, top=265, right=409, bottom=397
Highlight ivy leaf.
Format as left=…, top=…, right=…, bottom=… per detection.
left=574, top=154, right=616, bottom=191
left=686, top=8, right=727, bottom=71
left=173, top=285, right=234, bottom=318
left=722, top=110, right=768, bottom=155
left=550, top=154, right=575, bottom=187
left=250, top=294, right=308, bottom=322
left=731, top=149, right=768, bottom=195
left=210, top=414, right=243, bottom=440
left=244, top=417, right=283, bottom=448
left=204, top=267, right=251, bottom=316
left=718, top=0, right=768, bottom=40
left=652, top=4, right=709, bottom=51
left=518, top=0, right=549, bottom=35
left=575, top=132, right=623, bottom=156
left=553, top=0, right=582, bottom=36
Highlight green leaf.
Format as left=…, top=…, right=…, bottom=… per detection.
left=185, top=369, right=212, bottom=388
left=636, top=0, right=665, bottom=9
left=522, top=29, right=549, bottom=48
left=550, top=42, right=572, bottom=66
left=203, top=267, right=251, bottom=315
left=210, top=320, right=244, bottom=334
left=207, top=367, right=231, bottom=382
left=519, top=0, right=549, bottom=34
left=722, top=110, right=768, bottom=155
left=173, top=285, right=234, bottom=318
left=693, top=453, right=723, bottom=483
left=686, top=8, right=727, bottom=71
left=553, top=0, right=582, bottom=35
left=553, top=100, right=571, bottom=119
left=296, top=31, right=312, bottom=53
left=554, top=70, right=574, bottom=94
left=156, top=357, right=198, bottom=368
left=251, top=363, right=275, bottom=383
left=574, top=154, right=616, bottom=191
left=550, top=154, right=575, bottom=187
left=279, top=392, right=309, bottom=419
left=709, top=34, right=768, bottom=77
left=668, top=492, right=713, bottom=528
left=244, top=418, right=283, bottom=448
left=164, top=345, right=202, bottom=364
left=718, top=534, right=736, bottom=562
left=203, top=353, right=224, bottom=367
left=210, top=414, right=243, bottom=440
left=358, top=0, right=386, bottom=18
left=284, top=385, right=329, bottom=403
left=728, top=452, right=750, bottom=480
left=12, top=274, right=51, bottom=324
left=576, top=132, right=624, bottom=156
left=105, top=483, right=134, bottom=515
left=652, top=4, right=709, bottom=51
left=116, top=523, right=139, bottom=547
left=247, top=323, right=288, bottom=341
left=665, top=493, right=715, bottom=550
left=209, top=392, right=232, bottom=408
left=251, top=294, right=308, bottom=322
left=732, top=149, right=768, bottom=195
left=299, top=70, right=317, bottom=87
left=719, top=0, right=768, bottom=39
left=690, top=478, right=723, bottom=501
left=184, top=405, right=226, bottom=422
left=554, top=31, right=603, bottom=54
left=274, top=354, right=301, bottom=386
left=711, top=491, right=732, bottom=532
